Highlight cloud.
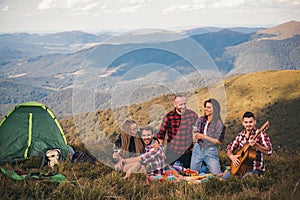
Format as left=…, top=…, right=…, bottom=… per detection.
left=37, top=0, right=99, bottom=11
left=1, top=5, right=8, bottom=12
left=163, top=3, right=206, bottom=14
left=120, top=0, right=152, bottom=4
left=163, top=0, right=300, bottom=14
left=117, top=0, right=152, bottom=13
left=36, top=0, right=153, bottom=14
left=119, top=5, right=144, bottom=13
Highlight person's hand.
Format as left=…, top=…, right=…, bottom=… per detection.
left=115, top=158, right=124, bottom=170
left=113, top=152, right=120, bottom=159
left=249, top=139, right=256, bottom=147
left=194, top=133, right=206, bottom=140
left=153, top=140, right=159, bottom=151
left=230, top=154, right=241, bottom=167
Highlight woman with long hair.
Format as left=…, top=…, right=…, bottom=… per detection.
left=114, top=119, right=144, bottom=159
left=112, top=119, right=145, bottom=177
left=190, top=98, right=226, bottom=174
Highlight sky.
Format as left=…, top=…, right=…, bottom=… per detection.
left=0, top=0, right=299, bottom=33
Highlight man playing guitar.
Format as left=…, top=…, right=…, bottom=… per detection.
left=226, top=111, right=273, bottom=177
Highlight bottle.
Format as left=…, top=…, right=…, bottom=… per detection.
left=192, top=125, right=198, bottom=143
left=113, top=144, right=120, bottom=154
left=112, top=144, right=120, bottom=163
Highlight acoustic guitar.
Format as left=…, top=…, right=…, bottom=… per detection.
left=230, top=121, right=270, bottom=176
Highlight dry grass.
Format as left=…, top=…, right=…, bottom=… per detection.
left=1, top=151, right=300, bottom=199
left=2, top=70, right=299, bottom=199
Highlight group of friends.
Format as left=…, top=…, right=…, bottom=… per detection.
left=112, top=95, right=273, bottom=180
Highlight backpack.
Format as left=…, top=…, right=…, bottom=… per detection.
left=71, top=151, right=96, bottom=163
left=40, top=148, right=61, bottom=169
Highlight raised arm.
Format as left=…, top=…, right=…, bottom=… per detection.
left=157, top=115, right=169, bottom=145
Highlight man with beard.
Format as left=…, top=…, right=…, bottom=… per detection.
left=157, top=95, right=198, bottom=168
left=226, top=111, right=272, bottom=177
left=117, top=125, right=165, bottom=178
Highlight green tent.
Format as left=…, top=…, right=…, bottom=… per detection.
left=0, top=101, right=69, bottom=163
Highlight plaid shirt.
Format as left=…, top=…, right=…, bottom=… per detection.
left=195, top=116, right=226, bottom=148
left=227, top=128, right=272, bottom=172
left=157, top=108, right=198, bottom=155
left=140, top=140, right=165, bottom=176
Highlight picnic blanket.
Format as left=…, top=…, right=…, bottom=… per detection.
left=148, top=165, right=230, bottom=184
left=0, top=167, right=66, bottom=183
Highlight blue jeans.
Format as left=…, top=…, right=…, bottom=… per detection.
left=190, top=143, right=221, bottom=174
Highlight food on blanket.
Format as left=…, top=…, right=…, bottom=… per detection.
left=180, top=169, right=198, bottom=176
left=148, top=168, right=225, bottom=184
left=148, top=166, right=231, bottom=184
left=165, top=170, right=180, bottom=176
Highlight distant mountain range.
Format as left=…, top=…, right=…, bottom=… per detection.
left=0, top=20, right=299, bottom=119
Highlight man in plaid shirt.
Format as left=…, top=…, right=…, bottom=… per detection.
left=157, top=95, right=198, bottom=168
left=226, top=111, right=272, bottom=176
left=121, top=125, right=165, bottom=176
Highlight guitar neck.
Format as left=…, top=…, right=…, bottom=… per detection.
left=252, top=129, right=261, bottom=140
left=251, top=121, right=270, bottom=141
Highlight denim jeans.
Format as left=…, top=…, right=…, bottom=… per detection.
left=190, top=142, right=221, bottom=174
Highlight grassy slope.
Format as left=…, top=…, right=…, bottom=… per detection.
left=223, top=70, right=300, bottom=151
left=1, top=70, right=299, bottom=199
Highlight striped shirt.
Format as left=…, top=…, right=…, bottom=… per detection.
left=227, top=128, right=272, bottom=172
left=157, top=109, right=198, bottom=155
